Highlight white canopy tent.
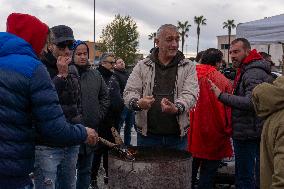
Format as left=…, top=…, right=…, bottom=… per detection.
left=237, top=14, right=284, bottom=45
left=237, top=14, right=284, bottom=67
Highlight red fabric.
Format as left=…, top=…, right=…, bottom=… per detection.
left=233, top=49, right=263, bottom=90
left=6, top=13, right=49, bottom=56
left=188, top=64, right=233, bottom=160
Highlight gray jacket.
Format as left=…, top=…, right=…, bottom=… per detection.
left=123, top=57, right=199, bottom=136
left=219, top=60, right=274, bottom=140
left=77, top=66, right=110, bottom=154
left=78, top=66, right=110, bottom=130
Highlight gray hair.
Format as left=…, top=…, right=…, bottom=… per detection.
left=99, top=52, right=115, bottom=63
left=156, top=24, right=178, bottom=38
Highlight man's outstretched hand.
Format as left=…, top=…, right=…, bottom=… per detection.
left=208, top=79, right=221, bottom=98
left=85, top=127, right=99, bottom=145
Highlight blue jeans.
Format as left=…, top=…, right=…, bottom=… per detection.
left=233, top=139, right=260, bottom=189
left=17, top=183, right=33, bottom=189
left=118, top=106, right=135, bottom=146
left=191, top=158, right=221, bottom=189
left=137, top=132, right=187, bottom=151
left=34, top=145, right=79, bottom=189
left=76, top=151, right=94, bottom=189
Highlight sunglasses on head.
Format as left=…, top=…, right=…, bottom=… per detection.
left=55, top=41, right=74, bottom=50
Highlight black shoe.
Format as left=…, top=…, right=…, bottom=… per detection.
left=91, top=180, right=99, bottom=189
left=104, top=176, right=108, bottom=184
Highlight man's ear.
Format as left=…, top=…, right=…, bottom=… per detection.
left=154, top=38, right=159, bottom=47
left=47, top=43, right=53, bottom=52
left=245, top=49, right=251, bottom=56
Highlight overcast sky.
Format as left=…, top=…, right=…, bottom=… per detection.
left=1, top=0, right=283, bottom=57
left=1, top=0, right=94, bottom=41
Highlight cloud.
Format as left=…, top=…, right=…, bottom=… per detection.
left=46, top=4, right=55, bottom=9
left=1, top=0, right=283, bottom=57
left=95, top=0, right=284, bottom=56
left=1, top=0, right=94, bottom=41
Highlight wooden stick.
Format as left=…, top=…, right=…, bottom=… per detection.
left=111, top=127, right=124, bottom=145
left=98, top=137, right=117, bottom=148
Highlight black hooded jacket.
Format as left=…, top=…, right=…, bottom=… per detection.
left=38, top=51, right=82, bottom=147
left=97, top=65, right=124, bottom=140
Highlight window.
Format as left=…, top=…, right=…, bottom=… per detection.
left=221, top=44, right=230, bottom=49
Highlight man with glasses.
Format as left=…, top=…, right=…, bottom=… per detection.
left=41, top=25, right=74, bottom=78
left=34, top=25, right=83, bottom=189
left=91, top=53, right=124, bottom=187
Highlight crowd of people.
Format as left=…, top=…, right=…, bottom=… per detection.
left=0, top=12, right=284, bottom=189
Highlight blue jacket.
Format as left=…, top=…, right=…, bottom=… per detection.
left=0, top=32, right=87, bottom=187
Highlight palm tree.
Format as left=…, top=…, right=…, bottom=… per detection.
left=223, top=19, right=236, bottom=64
left=148, top=32, right=156, bottom=48
left=194, top=16, right=207, bottom=54
left=177, top=21, right=191, bottom=53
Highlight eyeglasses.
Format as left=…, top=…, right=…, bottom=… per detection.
left=104, top=61, right=115, bottom=64
left=55, top=41, right=74, bottom=50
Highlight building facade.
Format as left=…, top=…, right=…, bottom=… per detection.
left=217, top=35, right=236, bottom=66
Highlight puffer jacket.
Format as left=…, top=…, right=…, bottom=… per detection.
left=219, top=50, right=274, bottom=140
left=0, top=32, right=87, bottom=187
left=77, top=65, right=109, bottom=131
left=53, top=64, right=82, bottom=124
left=252, top=76, right=284, bottom=189
left=77, top=65, right=110, bottom=154
left=123, top=53, right=199, bottom=137
left=38, top=52, right=83, bottom=147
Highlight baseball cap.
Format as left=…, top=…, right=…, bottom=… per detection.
left=50, top=25, right=74, bottom=44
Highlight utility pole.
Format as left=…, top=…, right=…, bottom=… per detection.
left=94, top=0, right=96, bottom=42
left=185, top=44, right=188, bottom=58
left=94, top=0, right=96, bottom=65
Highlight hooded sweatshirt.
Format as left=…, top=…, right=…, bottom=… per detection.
left=252, top=77, right=284, bottom=189
left=188, top=64, right=233, bottom=160
left=147, top=48, right=182, bottom=135
left=6, top=13, right=49, bottom=56
left=73, top=40, right=110, bottom=131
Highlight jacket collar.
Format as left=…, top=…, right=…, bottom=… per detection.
left=242, top=49, right=262, bottom=65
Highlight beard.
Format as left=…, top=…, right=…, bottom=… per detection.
left=232, top=60, right=242, bottom=69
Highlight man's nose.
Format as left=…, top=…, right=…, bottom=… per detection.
left=63, top=47, right=71, bottom=57
left=172, top=40, right=178, bottom=47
